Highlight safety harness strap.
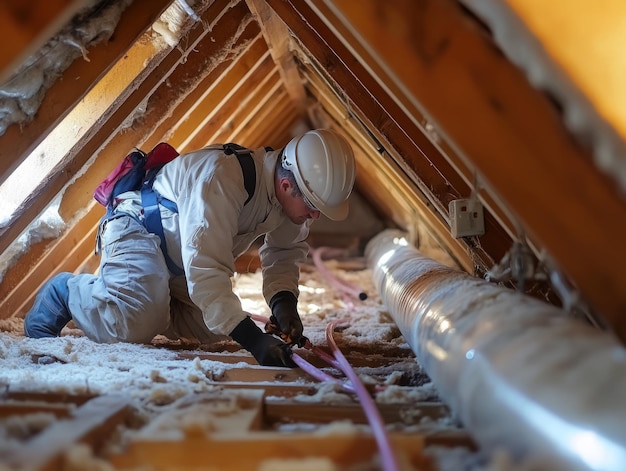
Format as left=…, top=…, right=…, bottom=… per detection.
left=140, top=144, right=263, bottom=275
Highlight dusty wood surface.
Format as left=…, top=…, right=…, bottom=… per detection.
left=113, top=433, right=431, bottom=470
left=0, top=320, right=458, bottom=471
left=5, top=395, right=134, bottom=470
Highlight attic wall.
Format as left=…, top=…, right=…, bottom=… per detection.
left=0, top=0, right=625, bottom=345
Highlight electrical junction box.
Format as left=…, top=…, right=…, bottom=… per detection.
left=449, top=198, right=485, bottom=238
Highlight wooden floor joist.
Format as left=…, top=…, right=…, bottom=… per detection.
left=264, top=400, right=452, bottom=425
left=4, top=395, right=135, bottom=471
left=0, top=335, right=464, bottom=471
left=113, top=433, right=431, bottom=470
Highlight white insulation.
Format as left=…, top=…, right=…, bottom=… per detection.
left=0, top=0, right=132, bottom=136
left=366, top=229, right=626, bottom=471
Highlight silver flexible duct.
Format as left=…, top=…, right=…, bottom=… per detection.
left=365, top=229, right=626, bottom=471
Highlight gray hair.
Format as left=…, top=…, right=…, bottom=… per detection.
left=277, top=150, right=303, bottom=197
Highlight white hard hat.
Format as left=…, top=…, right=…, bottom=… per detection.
left=282, top=129, right=356, bottom=221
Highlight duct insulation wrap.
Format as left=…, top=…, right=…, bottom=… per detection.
left=365, top=229, right=626, bottom=471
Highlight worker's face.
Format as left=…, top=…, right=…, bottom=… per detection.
left=277, top=178, right=321, bottom=224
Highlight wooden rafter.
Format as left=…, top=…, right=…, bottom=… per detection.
left=0, top=0, right=173, bottom=187
left=324, top=0, right=626, bottom=339
left=245, top=0, right=307, bottom=113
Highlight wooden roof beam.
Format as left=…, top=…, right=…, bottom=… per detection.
left=326, top=0, right=626, bottom=340
left=245, top=0, right=307, bottom=114
left=181, top=51, right=276, bottom=151
left=0, top=0, right=172, bottom=186
left=217, top=72, right=284, bottom=144
left=234, top=89, right=297, bottom=148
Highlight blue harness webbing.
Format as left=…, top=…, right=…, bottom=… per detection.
left=138, top=143, right=261, bottom=275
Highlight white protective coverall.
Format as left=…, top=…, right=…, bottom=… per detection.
left=67, top=146, right=310, bottom=344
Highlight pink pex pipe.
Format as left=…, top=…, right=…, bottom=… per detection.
left=312, top=247, right=367, bottom=301
left=291, top=353, right=355, bottom=393
left=326, top=321, right=399, bottom=471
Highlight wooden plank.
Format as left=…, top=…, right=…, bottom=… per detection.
left=6, top=395, right=134, bottom=471
left=112, top=432, right=428, bottom=470
left=180, top=50, right=276, bottom=150
left=220, top=366, right=314, bottom=384
left=423, top=430, right=477, bottom=450
left=265, top=400, right=451, bottom=425
left=0, top=402, right=72, bottom=419
left=0, top=0, right=172, bottom=186
left=208, top=381, right=318, bottom=398
left=215, top=77, right=284, bottom=145
left=0, top=391, right=95, bottom=405
left=196, top=57, right=279, bottom=146
left=175, top=349, right=415, bottom=368
left=245, top=0, right=307, bottom=111
left=325, top=0, right=626, bottom=340
left=234, top=88, right=295, bottom=147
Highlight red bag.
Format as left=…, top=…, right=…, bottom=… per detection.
left=93, top=142, right=179, bottom=207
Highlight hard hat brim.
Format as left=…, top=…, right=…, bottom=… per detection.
left=320, top=199, right=349, bottom=221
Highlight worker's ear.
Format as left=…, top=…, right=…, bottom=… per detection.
left=278, top=177, right=293, bottom=195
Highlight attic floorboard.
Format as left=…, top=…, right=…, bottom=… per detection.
left=0, top=347, right=470, bottom=471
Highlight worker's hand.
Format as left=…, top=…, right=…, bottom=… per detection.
left=269, top=291, right=304, bottom=345
left=229, top=316, right=296, bottom=368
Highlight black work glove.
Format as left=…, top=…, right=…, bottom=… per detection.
left=230, top=316, right=296, bottom=368
left=269, top=291, right=304, bottom=345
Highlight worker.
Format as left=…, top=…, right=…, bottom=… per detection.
left=23, top=129, right=356, bottom=368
